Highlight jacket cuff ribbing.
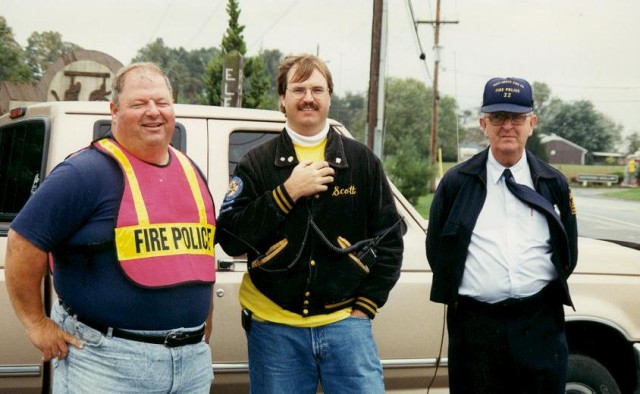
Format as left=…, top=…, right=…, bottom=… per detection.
left=353, top=297, right=378, bottom=319
left=271, top=184, right=295, bottom=215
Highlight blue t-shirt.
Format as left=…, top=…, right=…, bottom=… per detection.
left=11, top=147, right=212, bottom=330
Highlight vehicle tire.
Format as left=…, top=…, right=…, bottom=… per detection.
left=565, top=354, right=621, bottom=394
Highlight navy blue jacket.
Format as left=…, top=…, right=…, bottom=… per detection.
left=426, top=148, right=578, bottom=307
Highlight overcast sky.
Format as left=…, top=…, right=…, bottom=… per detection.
left=3, top=0, right=639, bottom=141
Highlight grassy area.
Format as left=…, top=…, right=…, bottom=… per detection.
left=601, top=187, right=640, bottom=201
left=415, top=194, right=434, bottom=219
left=414, top=164, right=634, bottom=219
left=413, top=186, right=640, bottom=219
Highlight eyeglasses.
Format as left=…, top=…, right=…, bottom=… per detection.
left=485, top=112, right=534, bottom=126
left=287, top=86, right=328, bottom=99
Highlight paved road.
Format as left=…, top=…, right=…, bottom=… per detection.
left=571, top=188, right=640, bottom=243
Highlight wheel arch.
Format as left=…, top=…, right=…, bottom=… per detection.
left=566, top=317, right=638, bottom=393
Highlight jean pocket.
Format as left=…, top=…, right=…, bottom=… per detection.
left=73, top=321, right=104, bottom=347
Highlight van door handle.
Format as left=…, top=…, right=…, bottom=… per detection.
left=217, top=259, right=247, bottom=271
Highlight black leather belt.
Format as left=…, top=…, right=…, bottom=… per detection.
left=58, top=300, right=204, bottom=348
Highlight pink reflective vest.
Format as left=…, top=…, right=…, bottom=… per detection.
left=94, top=138, right=216, bottom=287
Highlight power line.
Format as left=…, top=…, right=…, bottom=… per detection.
left=405, top=0, right=432, bottom=83
left=248, top=0, right=298, bottom=52
left=147, top=0, right=176, bottom=46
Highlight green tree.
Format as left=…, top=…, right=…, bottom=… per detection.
left=204, top=0, right=272, bottom=108
left=384, top=136, right=433, bottom=204
left=243, top=52, right=275, bottom=109
left=204, top=0, right=245, bottom=106
left=262, top=49, right=284, bottom=96
left=383, top=77, right=431, bottom=159
left=329, top=92, right=367, bottom=142
left=532, top=81, right=553, bottom=120
left=624, top=132, right=640, bottom=155
left=381, top=77, right=435, bottom=199
left=437, top=95, right=465, bottom=162
left=0, top=16, right=33, bottom=81
left=132, top=38, right=218, bottom=104
left=541, top=100, right=621, bottom=153
left=220, top=0, right=246, bottom=55
left=25, top=31, right=80, bottom=79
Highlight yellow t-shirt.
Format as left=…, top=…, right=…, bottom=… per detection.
left=293, top=139, right=327, bottom=162
left=238, top=137, right=351, bottom=327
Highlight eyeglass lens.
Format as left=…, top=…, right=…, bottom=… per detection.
left=488, top=112, right=529, bottom=126
left=289, top=87, right=326, bottom=98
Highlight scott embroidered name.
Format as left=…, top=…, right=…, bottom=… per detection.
left=332, top=185, right=356, bottom=196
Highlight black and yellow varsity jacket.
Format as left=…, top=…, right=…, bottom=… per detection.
left=216, top=127, right=404, bottom=319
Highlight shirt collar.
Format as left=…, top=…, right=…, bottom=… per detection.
left=487, top=150, right=530, bottom=185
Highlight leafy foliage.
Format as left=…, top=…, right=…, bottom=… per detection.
left=330, top=92, right=367, bottom=142
left=384, top=136, right=433, bottom=204
left=132, top=38, right=218, bottom=104
left=25, top=31, right=81, bottom=80
left=538, top=99, right=621, bottom=154
left=243, top=53, right=276, bottom=109
left=220, top=0, right=246, bottom=55
left=0, top=16, right=32, bottom=82
left=203, top=0, right=272, bottom=109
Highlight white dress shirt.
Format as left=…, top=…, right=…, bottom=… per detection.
left=458, top=151, right=557, bottom=303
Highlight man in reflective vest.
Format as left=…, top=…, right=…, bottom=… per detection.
left=6, top=62, right=216, bottom=393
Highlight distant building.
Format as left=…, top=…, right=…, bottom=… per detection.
left=457, top=142, right=487, bottom=162
left=591, top=151, right=626, bottom=166
left=0, top=49, right=123, bottom=115
left=539, top=133, right=588, bottom=165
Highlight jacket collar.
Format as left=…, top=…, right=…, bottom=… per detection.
left=460, top=147, right=557, bottom=185
left=274, top=126, right=349, bottom=169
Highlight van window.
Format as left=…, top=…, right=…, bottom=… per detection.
left=228, top=131, right=279, bottom=180
left=0, top=120, right=46, bottom=222
left=93, top=120, right=188, bottom=152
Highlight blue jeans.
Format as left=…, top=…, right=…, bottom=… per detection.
left=51, top=301, right=213, bottom=394
left=247, top=316, right=384, bottom=394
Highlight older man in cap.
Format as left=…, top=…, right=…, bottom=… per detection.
left=426, top=77, right=578, bottom=393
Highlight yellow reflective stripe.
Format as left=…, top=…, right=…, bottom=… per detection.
left=97, top=139, right=149, bottom=224
left=172, top=147, right=208, bottom=224
left=115, top=223, right=215, bottom=260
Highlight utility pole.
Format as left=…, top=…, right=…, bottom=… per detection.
left=366, top=0, right=387, bottom=158
left=417, top=0, right=457, bottom=166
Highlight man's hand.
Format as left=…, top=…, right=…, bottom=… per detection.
left=350, top=309, right=369, bottom=319
left=26, top=316, right=83, bottom=361
left=284, top=160, right=335, bottom=202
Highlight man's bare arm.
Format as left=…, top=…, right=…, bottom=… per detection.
left=5, top=229, right=83, bottom=361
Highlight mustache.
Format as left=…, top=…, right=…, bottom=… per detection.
left=297, top=103, right=319, bottom=111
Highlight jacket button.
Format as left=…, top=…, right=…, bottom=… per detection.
left=303, top=309, right=309, bottom=315
left=310, top=260, right=316, bottom=266
left=305, top=291, right=310, bottom=297
left=304, top=300, right=309, bottom=305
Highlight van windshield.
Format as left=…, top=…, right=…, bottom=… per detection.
left=0, top=120, right=46, bottom=222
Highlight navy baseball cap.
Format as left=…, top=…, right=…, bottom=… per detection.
left=481, top=77, right=534, bottom=113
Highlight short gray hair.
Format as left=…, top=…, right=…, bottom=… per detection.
left=111, top=62, right=173, bottom=105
